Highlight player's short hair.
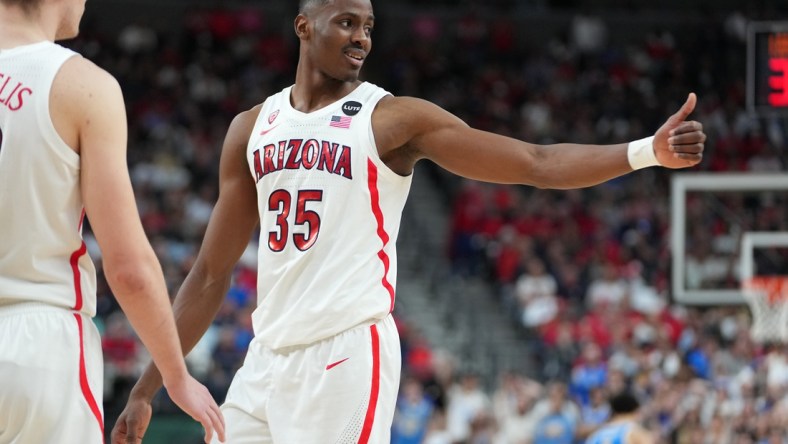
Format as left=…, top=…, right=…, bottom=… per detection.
left=1, top=0, right=43, bottom=12
left=298, top=0, right=331, bottom=14
left=608, top=391, right=640, bottom=414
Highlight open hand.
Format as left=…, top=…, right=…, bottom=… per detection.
left=653, top=92, right=706, bottom=169
left=165, top=375, right=226, bottom=443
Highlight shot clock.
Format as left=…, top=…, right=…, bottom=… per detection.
left=747, top=21, right=788, bottom=116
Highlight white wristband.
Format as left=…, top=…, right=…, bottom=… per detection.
left=627, top=136, right=659, bottom=170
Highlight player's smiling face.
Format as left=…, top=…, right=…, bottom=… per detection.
left=306, top=0, right=374, bottom=82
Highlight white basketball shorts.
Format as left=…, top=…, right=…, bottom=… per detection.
left=0, top=303, right=104, bottom=444
left=215, top=314, right=401, bottom=444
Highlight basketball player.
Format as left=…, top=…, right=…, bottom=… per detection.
left=112, top=0, right=706, bottom=442
left=0, top=0, right=224, bottom=443
left=585, top=392, right=655, bottom=444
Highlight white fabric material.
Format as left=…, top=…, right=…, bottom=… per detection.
left=216, top=315, right=400, bottom=444
left=246, top=82, right=412, bottom=350
left=0, top=304, right=103, bottom=443
left=627, top=135, right=659, bottom=170
left=0, top=42, right=96, bottom=315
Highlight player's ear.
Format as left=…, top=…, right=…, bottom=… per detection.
left=294, top=14, right=310, bottom=40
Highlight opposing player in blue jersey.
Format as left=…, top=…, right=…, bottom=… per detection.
left=112, top=0, right=705, bottom=442
left=586, top=392, right=655, bottom=444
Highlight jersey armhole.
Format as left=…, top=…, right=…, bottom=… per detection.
left=39, top=52, right=81, bottom=169
left=366, top=92, right=412, bottom=183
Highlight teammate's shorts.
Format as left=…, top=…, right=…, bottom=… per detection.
left=0, top=303, right=104, bottom=444
left=215, top=314, right=401, bottom=444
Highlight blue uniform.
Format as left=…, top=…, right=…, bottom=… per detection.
left=586, top=421, right=633, bottom=444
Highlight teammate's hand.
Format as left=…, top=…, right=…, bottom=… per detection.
left=653, top=92, right=706, bottom=169
left=111, top=394, right=152, bottom=444
left=164, top=375, right=226, bottom=443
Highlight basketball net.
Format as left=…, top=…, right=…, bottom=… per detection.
left=743, top=276, right=788, bottom=343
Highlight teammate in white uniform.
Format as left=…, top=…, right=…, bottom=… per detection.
left=0, top=0, right=224, bottom=443
left=113, top=0, right=706, bottom=443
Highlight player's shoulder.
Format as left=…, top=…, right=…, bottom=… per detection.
left=224, top=103, right=264, bottom=147
left=373, top=95, right=434, bottom=122
left=230, top=103, right=264, bottom=132
left=55, top=54, right=122, bottom=102
left=629, top=422, right=656, bottom=444
left=61, top=54, right=118, bottom=86
left=49, top=52, right=125, bottom=128
left=375, top=94, right=455, bottom=117
left=373, top=94, right=468, bottom=137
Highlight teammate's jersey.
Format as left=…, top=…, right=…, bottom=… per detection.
left=585, top=421, right=633, bottom=444
left=0, top=42, right=96, bottom=316
left=246, top=82, right=411, bottom=349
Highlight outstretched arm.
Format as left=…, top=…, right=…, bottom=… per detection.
left=110, top=106, right=260, bottom=444
left=373, top=93, right=704, bottom=188
left=55, top=56, right=225, bottom=442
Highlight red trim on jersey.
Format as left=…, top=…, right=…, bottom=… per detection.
left=72, top=209, right=87, bottom=310
left=366, top=159, right=395, bottom=312
left=74, top=314, right=105, bottom=440
left=358, top=324, right=380, bottom=444
left=78, top=209, right=85, bottom=231
left=70, top=241, right=87, bottom=311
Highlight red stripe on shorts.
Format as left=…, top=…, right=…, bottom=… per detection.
left=358, top=324, right=380, bottom=444
left=74, top=314, right=105, bottom=440
left=366, top=159, right=395, bottom=312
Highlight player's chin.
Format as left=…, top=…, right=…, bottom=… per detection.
left=339, top=63, right=364, bottom=80
left=338, top=71, right=362, bottom=83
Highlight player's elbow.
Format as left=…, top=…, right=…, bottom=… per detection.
left=518, top=146, right=558, bottom=189
left=520, top=145, right=594, bottom=190
left=103, top=255, right=162, bottom=300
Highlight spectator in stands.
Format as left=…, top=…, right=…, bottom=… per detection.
left=495, top=375, right=542, bottom=444
left=102, top=313, right=143, bottom=400
left=586, top=261, right=629, bottom=311
left=531, top=382, right=578, bottom=444
left=571, top=343, right=608, bottom=406
left=391, top=377, right=435, bottom=444
left=446, top=372, right=492, bottom=443
left=515, top=257, right=560, bottom=328
left=578, top=386, right=612, bottom=439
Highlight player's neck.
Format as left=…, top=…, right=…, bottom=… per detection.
left=0, top=8, right=55, bottom=48
left=609, top=412, right=638, bottom=423
left=291, top=70, right=362, bottom=114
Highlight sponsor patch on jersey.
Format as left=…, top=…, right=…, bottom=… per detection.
left=268, top=110, right=280, bottom=124
left=341, top=101, right=362, bottom=116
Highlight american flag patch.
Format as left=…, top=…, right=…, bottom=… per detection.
left=330, top=115, right=352, bottom=129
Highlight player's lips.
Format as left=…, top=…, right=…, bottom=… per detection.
left=344, top=49, right=365, bottom=67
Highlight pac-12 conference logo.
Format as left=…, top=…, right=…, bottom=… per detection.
left=342, top=101, right=362, bottom=116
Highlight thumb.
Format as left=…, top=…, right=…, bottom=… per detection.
left=667, top=92, right=697, bottom=125
left=125, top=420, right=140, bottom=443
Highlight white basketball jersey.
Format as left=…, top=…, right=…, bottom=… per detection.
left=247, top=82, right=412, bottom=349
left=0, top=42, right=96, bottom=316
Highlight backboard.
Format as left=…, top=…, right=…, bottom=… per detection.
left=671, top=173, right=788, bottom=305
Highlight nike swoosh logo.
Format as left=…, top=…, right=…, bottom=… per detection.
left=260, top=124, right=279, bottom=136
left=325, top=358, right=350, bottom=370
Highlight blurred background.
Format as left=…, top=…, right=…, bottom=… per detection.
left=66, top=0, right=788, bottom=442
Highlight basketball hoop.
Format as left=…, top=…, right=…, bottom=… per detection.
left=743, top=276, right=788, bottom=343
